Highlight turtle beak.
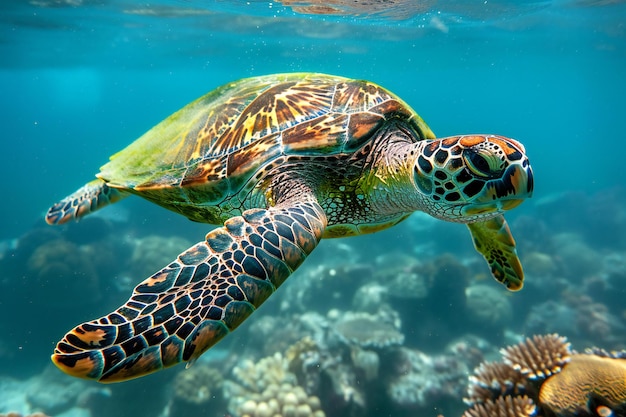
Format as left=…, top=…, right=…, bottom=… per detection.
left=486, top=158, right=534, bottom=208
left=509, top=157, right=533, bottom=199
left=524, top=162, right=534, bottom=197
left=465, top=157, right=533, bottom=217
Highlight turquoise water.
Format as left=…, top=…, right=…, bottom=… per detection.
left=0, top=1, right=625, bottom=416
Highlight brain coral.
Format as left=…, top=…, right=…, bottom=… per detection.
left=539, top=354, right=626, bottom=415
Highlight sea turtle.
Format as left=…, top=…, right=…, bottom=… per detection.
left=46, top=73, right=533, bottom=382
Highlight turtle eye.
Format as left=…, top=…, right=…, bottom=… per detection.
left=465, top=149, right=503, bottom=178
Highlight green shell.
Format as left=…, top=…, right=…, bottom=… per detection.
left=100, top=73, right=433, bottom=223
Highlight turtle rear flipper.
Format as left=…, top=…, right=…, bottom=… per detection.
left=46, top=178, right=129, bottom=225
left=51, top=197, right=327, bottom=382
left=467, top=214, right=524, bottom=291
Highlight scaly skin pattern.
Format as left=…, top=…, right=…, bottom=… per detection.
left=53, top=193, right=326, bottom=382
left=46, top=73, right=533, bottom=381
left=46, top=179, right=129, bottom=225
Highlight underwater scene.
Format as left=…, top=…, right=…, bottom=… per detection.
left=1, top=1, right=625, bottom=416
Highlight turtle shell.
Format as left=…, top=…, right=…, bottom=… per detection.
left=98, top=73, right=434, bottom=221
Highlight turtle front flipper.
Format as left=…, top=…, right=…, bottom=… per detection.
left=467, top=214, right=524, bottom=291
left=46, top=178, right=129, bottom=225
left=51, top=198, right=327, bottom=382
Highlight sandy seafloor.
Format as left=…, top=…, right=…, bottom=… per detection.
left=0, top=1, right=625, bottom=416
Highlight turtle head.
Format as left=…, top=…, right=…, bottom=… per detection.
left=413, top=135, right=533, bottom=223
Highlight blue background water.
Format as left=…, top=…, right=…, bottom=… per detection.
left=0, top=1, right=625, bottom=416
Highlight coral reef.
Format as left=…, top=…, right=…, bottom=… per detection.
left=284, top=335, right=367, bottom=414
left=371, top=252, right=429, bottom=300
left=350, top=282, right=388, bottom=313
left=15, top=238, right=101, bottom=310
left=0, top=363, right=112, bottom=417
left=285, top=337, right=320, bottom=378
left=374, top=252, right=470, bottom=309
left=26, top=366, right=90, bottom=415
left=524, top=293, right=621, bottom=349
left=353, top=252, right=471, bottom=349
left=385, top=347, right=469, bottom=414
left=224, top=352, right=325, bottom=417
left=3, top=183, right=625, bottom=417
left=168, top=364, right=224, bottom=416
left=521, top=251, right=557, bottom=277
left=463, top=333, right=626, bottom=417
left=333, top=310, right=404, bottom=349
left=552, top=233, right=601, bottom=281
left=281, top=260, right=373, bottom=315
left=464, top=284, right=512, bottom=330
left=243, top=311, right=333, bottom=358
left=228, top=305, right=476, bottom=417
left=524, top=301, right=577, bottom=337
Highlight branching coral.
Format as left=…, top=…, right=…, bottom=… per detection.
left=501, top=334, right=571, bottom=379
left=462, top=395, right=536, bottom=417
left=465, top=362, right=528, bottom=405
